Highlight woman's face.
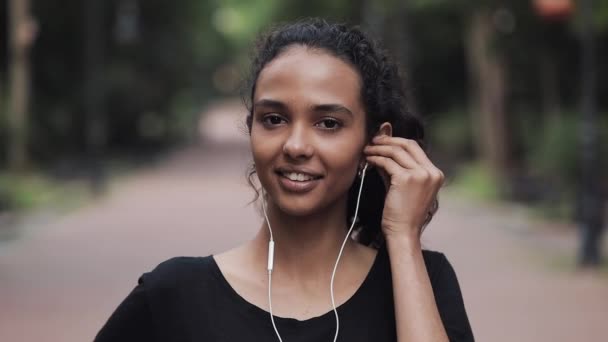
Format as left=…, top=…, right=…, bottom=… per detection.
left=250, top=46, right=367, bottom=217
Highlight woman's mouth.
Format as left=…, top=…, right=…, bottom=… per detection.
left=275, top=171, right=323, bottom=193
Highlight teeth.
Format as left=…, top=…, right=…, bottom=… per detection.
left=283, top=172, right=315, bottom=182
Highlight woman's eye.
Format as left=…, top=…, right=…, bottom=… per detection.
left=262, top=114, right=285, bottom=126
left=317, top=118, right=342, bottom=131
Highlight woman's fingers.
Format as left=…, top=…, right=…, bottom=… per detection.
left=369, top=136, right=445, bottom=184
left=372, top=136, right=434, bottom=169
left=363, top=144, right=418, bottom=169
left=365, top=155, right=404, bottom=179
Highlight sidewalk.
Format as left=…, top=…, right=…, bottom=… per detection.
left=0, top=143, right=606, bottom=342
left=423, top=192, right=608, bottom=341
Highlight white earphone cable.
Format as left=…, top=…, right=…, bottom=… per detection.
left=330, top=162, right=368, bottom=342
left=262, top=163, right=368, bottom=342
left=261, top=193, right=283, bottom=342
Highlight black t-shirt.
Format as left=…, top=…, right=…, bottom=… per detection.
left=95, top=243, right=474, bottom=341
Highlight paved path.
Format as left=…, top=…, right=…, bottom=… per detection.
left=0, top=142, right=606, bottom=342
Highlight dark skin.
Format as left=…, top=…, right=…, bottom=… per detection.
left=214, top=46, right=447, bottom=340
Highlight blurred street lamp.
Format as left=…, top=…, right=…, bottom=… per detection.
left=576, top=0, right=604, bottom=267
left=533, top=0, right=603, bottom=266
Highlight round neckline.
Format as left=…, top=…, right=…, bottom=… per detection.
left=209, top=243, right=386, bottom=329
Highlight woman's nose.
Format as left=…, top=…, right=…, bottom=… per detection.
left=282, top=124, right=313, bottom=160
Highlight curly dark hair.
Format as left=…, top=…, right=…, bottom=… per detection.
left=242, top=18, right=438, bottom=248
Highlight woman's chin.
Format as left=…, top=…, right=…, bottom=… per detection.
left=264, top=176, right=344, bottom=217
left=275, top=198, right=321, bottom=217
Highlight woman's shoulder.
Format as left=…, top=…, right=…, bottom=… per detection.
left=140, top=255, right=217, bottom=289
left=421, top=248, right=446, bottom=264
left=420, top=248, right=461, bottom=286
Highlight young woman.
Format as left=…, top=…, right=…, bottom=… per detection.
left=95, top=18, right=474, bottom=342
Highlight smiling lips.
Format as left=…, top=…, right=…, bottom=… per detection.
left=275, top=169, right=323, bottom=193
left=279, top=171, right=321, bottom=182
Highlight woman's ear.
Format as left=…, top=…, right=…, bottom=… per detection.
left=361, top=122, right=393, bottom=168
left=375, top=122, right=393, bottom=139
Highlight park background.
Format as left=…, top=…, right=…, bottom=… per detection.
left=0, top=0, right=607, bottom=341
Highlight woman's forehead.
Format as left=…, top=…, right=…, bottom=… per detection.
left=254, top=46, right=363, bottom=108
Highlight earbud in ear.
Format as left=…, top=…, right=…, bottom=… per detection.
left=357, top=162, right=369, bottom=178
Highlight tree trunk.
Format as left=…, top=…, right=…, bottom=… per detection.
left=465, top=9, right=511, bottom=188
left=84, top=0, right=107, bottom=195
left=387, top=1, right=417, bottom=114
left=7, top=0, right=35, bottom=171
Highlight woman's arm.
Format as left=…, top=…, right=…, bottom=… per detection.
left=386, top=234, right=449, bottom=342
left=364, top=134, right=473, bottom=341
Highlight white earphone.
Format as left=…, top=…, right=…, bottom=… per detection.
left=261, top=162, right=369, bottom=342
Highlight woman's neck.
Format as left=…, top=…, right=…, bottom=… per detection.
left=251, top=198, right=358, bottom=286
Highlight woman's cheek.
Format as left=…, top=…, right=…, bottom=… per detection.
left=321, top=146, right=360, bottom=184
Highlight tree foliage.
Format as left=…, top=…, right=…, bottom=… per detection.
left=0, top=0, right=606, bottom=182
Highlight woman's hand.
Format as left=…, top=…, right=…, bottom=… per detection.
left=363, top=135, right=444, bottom=241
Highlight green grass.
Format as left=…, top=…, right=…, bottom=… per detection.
left=0, top=172, right=90, bottom=213
left=445, top=162, right=501, bottom=202
left=445, top=161, right=578, bottom=223
left=539, top=249, right=608, bottom=278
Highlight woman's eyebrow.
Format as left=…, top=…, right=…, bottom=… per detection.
left=311, top=104, right=353, bottom=117
left=253, top=99, right=287, bottom=111
left=253, top=99, right=353, bottom=118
